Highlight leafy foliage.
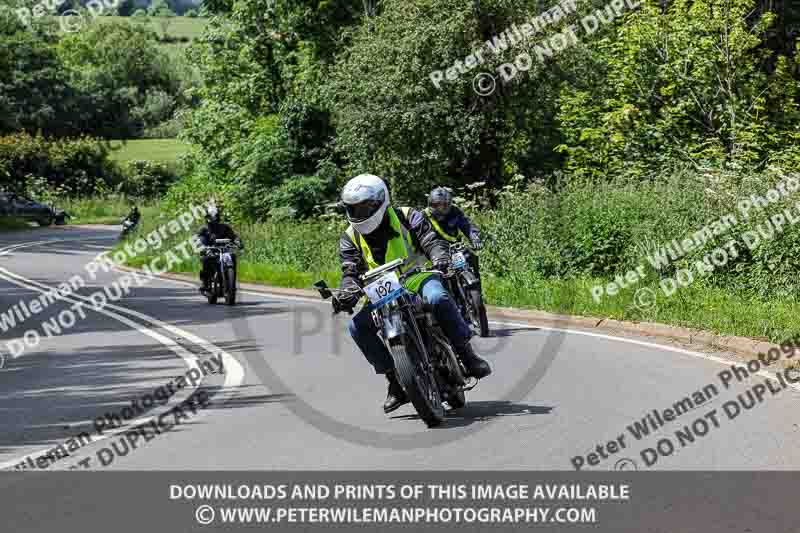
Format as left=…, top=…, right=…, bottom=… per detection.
left=0, top=132, right=120, bottom=196
left=557, top=0, right=800, bottom=178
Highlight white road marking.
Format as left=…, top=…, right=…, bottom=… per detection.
left=0, top=237, right=245, bottom=470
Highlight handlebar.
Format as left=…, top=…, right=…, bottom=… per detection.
left=207, top=240, right=242, bottom=249
left=316, top=264, right=450, bottom=315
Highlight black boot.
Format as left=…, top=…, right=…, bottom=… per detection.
left=199, top=273, right=211, bottom=294
left=383, top=370, right=408, bottom=413
left=458, top=343, right=492, bottom=379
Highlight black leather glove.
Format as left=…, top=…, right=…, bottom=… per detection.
left=471, top=237, right=483, bottom=251
left=333, top=292, right=359, bottom=314
left=433, top=258, right=450, bottom=273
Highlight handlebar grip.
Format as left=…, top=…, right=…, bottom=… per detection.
left=332, top=297, right=355, bottom=315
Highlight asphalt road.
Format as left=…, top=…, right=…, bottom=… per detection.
left=1, top=225, right=800, bottom=471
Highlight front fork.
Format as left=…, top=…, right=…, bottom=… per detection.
left=377, top=302, right=434, bottom=375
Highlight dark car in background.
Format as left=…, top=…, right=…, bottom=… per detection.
left=0, top=192, right=69, bottom=226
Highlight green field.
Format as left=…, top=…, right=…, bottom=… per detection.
left=59, top=196, right=160, bottom=225
left=110, top=139, right=190, bottom=165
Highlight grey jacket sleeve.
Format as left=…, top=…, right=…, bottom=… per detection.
left=338, top=232, right=363, bottom=291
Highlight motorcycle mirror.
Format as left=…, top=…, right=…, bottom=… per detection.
left=313, top=280, right=332, bottom=299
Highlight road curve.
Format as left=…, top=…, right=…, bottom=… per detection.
left=1, top=226, right=800, bottom=471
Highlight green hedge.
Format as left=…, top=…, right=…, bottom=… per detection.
left=0, top=132, right=120, bottom=196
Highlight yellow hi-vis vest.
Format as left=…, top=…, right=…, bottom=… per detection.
left=424, top=207, right=459, bottom=242
left=345, top=206, right=432, bottom=293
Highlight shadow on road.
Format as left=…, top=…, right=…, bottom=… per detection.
left=391, top=401, right=553, bottom=428
left=488, top=327, right=540, bottom=338
left=204, top=386, right=296, bottom=409
left=0, top=339, right=286, bottom=456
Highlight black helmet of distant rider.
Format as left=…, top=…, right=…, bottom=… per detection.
left=428, top=187, right=453, bottom=221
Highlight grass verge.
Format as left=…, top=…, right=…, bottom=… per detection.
left=59, top=197, right=159, bottom=225
left=485, top=275, right=799, bottom=343
left=0, top=217, right=32, bottom=232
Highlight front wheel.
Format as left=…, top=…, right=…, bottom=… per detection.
left=206, top=273, right=219, bottom=305
left=468, top=288, right=490, bottom=337
left=223, top=266, right=236, bottom=306
left=390, top=333, right=444, bottom=428
left=448, top=390, right=466, bottom=409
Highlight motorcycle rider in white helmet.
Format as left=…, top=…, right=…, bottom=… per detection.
left=335, top=174, right=491, bottom=414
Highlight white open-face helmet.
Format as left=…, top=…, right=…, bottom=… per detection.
left=341, top=174, right=390, bottom=235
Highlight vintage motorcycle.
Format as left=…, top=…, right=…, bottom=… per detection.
left=120, top=216, right=138, bottom=238
left=203, top=238, right=239, bottom=306
left=445, top=242, right=490, bottom=337
left=315, top=258, right=478, bottom=427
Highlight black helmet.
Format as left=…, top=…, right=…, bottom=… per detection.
left=428, top=187, right=452, bottom=220
left=205, top=206, right=221, bottom=225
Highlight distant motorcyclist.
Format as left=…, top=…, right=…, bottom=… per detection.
left=336, top=174, right=491, bottom=414
left=121, top=206, right=141, bottom=236
left=424, top=187, right=483, bottom=287
left=127, top=206, right=141, bottom=225
left=195, top=206, right=242, bottom=294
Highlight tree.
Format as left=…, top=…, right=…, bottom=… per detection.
left=148, top=0, right=175, bottom=17
left=0, top=17, right=80, bottom=137
left=57, top=22, right=181, bottom=138
left=557, top=0, right=800, bottom=178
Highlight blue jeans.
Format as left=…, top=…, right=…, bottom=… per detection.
left=348, top=276, right=472, bottom=374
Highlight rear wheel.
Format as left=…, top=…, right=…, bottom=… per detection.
left=38, top=217, right=53, bottom=227
left=223, top=266, right=236, bottom=306
left=390, top=332, right=444, bottom=428
left=468, top=288, right=490, bottom=337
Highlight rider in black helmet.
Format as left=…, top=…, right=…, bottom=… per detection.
left=195, top=206, right=242, bottom=293
left=127, top=206, right=141, bottom=225
left=425, top=187, right=484, bottom=286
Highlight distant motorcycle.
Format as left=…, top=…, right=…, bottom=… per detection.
left=204, top=238, right=239, bottom=306
left=315, top=258, right=478, bottom=427
left=444, top=242, right=489, bottom=337
left=120, top=216, right=138, bottom=238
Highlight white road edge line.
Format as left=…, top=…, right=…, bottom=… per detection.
left=0, top=238, right=245, bottom=470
